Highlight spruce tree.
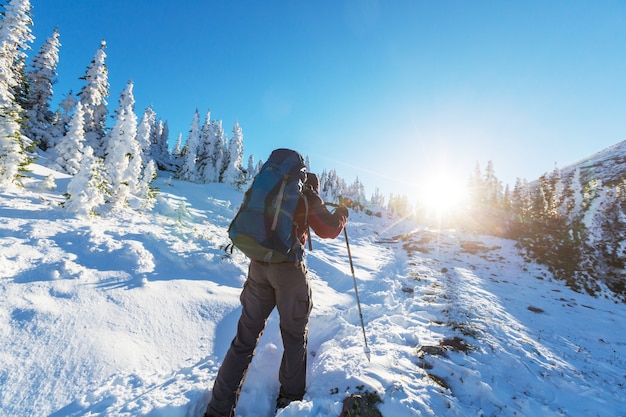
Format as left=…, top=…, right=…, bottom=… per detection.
left=172, top=132, right=183, bottom=168
left=246, top=154, right=255, bottom=179
left=153, top=119, right=172, bottom=170
left=78, top=40, right=109, bottom=157
left=370, top=187, right=385, bottom=209
left=104, top=81, right=138, bottom=208
left=65, top=145, right=106, bottom=217
left=135, top=159, right=157, bottom=210
left=222, top=120, right=245, bottom=186
left=0, top=0, right=34, bottom=186
left=178, top=109, right=200, bottom=182
left=50, top=91, right=77, bottom=143
left=210, top=119, right=226, bottom=182
left=196, top=109, right=213, bottom=182
left=55, top=101, right=85, bottom=175
left=24, top=27, right=60, bottom=151
left=136, top=106, right=154, bottom=165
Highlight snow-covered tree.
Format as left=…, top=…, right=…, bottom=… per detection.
left=319, top=168, right=345, bottom=203
left=511, top=178, right=532, bottom=221
left=104, top=81, right=139, bottom=208
left=172, top=132, right=183, bottom=167
left=0, top=0, right=33, bottom=102
left=136, top=106, right=154, bottom=164
left=134, top=159, right=157, bottom=210
left=55, top=101, right=85, bottom=175
left=211, top=120, right=226, bottom=182
left=370, top=187, right=385, bottom=208
left=222, top=121, right=245, bottom=186
left=246, top=154, right=256, bottom=179
left=483, top=160, right=503, bottom=207
left=0, top=0, right=34, bottom=186
left=24, top=27, right=60, bottom=151
left=64, top=145, right=106, bottom=217
left=196, top=114, right=228, bottom=184
left=178, top=109, right=200, bottom=182
left=345, top=176, right=366, bottom=209
left=78, top=40, right=109, bottom=157
left=196, top=109, right=213, bottom=182
left=50, top=91, right=77, bottom=142
left=152, top=118, right=172, bottom=170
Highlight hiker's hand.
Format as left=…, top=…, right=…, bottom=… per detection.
left=335, top=205, right=349, bottom=219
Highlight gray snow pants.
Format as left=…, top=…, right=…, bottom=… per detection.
left=206, top=260, right=312, bottom=417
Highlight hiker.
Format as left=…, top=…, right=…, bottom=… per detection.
left=204, top=169, right=349, bottom=417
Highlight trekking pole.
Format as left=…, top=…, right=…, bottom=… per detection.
left=344, top=226, right=371, bottom=362
left=325, top=202, right=371, bottom=362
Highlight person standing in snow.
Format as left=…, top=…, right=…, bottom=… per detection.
left=204, top=172, right=348, bottom=417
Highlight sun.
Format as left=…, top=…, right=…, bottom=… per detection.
left=415, top=174, right=469, bottom=215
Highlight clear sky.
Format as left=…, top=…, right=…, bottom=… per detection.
left=27, top=0, right=626, bottom=202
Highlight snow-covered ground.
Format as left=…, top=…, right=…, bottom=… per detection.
left=1, top=164, right=625, bottom=417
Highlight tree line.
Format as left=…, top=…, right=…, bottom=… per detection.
left=0, top=0, right=380, bottom=215
left=461, top=161, right=626, bottom=300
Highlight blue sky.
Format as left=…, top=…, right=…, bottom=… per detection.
left=28, top=0, right=626, bottom=200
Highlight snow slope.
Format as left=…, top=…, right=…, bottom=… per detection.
left=1, top=164, right=625, bottom=417
left=559, top=139, right=626, bottom=186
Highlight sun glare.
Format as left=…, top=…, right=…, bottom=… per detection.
left=415, top=175, right=469, bottom=215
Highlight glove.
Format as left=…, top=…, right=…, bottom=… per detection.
left=334, top=205, right=349, bottom=219
left=305, top=173, right=320, bottom=193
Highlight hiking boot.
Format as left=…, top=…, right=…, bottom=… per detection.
left=275, top=396, right=293, bottom=410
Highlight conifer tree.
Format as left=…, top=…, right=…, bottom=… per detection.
left=196, top=109, right=213, bottom=182
left=136, top=107, right=154, bottom=164
left=0, top=0, right=33, bottom=101
left=484, top=160, right=503, bottom=208
left=50, top=91, right=77, bottom=142
left=137, top=107, right=171, bottom=175
left=370, top=187, right=385, bottom=208
left=222, top=120, right=245, bottom=186
left=152, top=118, right=172, bottom=171
left=135, top=159, right=157, bottom=209
left=345, top=176, right=366, bottom=209
left=199, top=117, right=226, bottom=183
left=78, top=40, right=109, bottom=157
left=172, top=132, right=183, bottom=168
left=178, top=109, right=200, bottom=182
left=104, top=81, right=139, bottom=208
left=511, top=178, right=532, bottom=222
left=65, top=145, right=106, bottom=217
left=211, top=120, right=227, bottom=182
left=135, top=107, right=172, bottom=175
left=55, top=101, right=85, bottom=175
left=0, top=0, right=34, bottom=186
left=24, top=27, right=60, bottom=151
left=246, top=154, right=255, bottom=179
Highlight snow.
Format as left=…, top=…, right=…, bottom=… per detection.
left=1, top=163, right=626, bottom=417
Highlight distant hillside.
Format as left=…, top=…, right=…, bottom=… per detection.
left=560, top=139, right=626, bottom=186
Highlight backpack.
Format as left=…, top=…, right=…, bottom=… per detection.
left=228, top=148, right=308, bottom=263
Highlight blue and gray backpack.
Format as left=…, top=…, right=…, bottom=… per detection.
left=228, top=148, right=308, bottom=263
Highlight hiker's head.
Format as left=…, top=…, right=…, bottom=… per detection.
left=306, top=173, right=319, bottom=193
